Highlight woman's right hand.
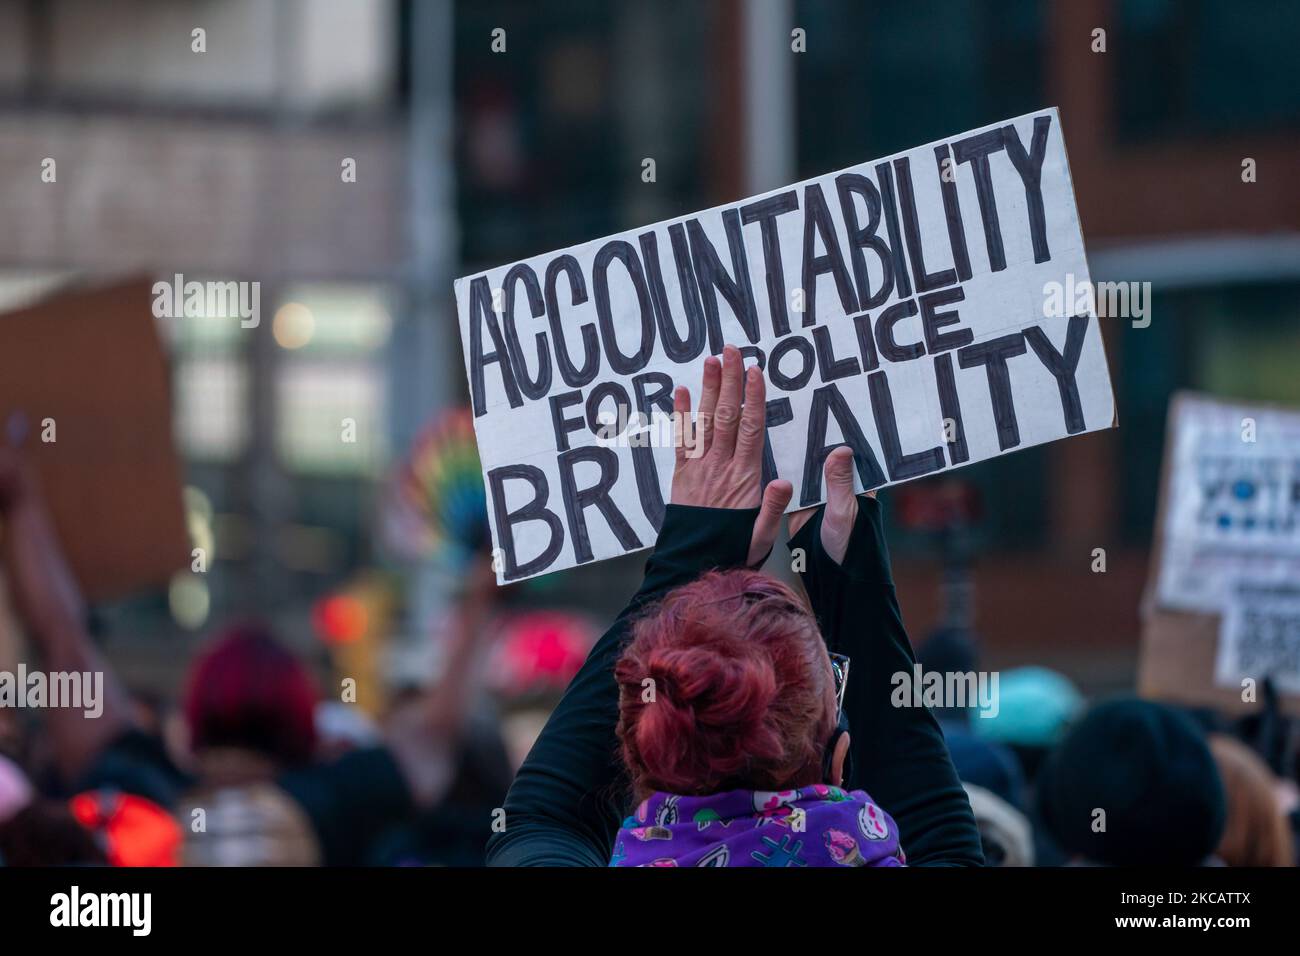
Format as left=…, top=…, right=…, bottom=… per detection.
left=788, top=446, right=875, bottom=565
left=669, top=345, right=793, bottom=567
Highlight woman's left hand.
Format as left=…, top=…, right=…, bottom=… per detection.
left=788, top=446, right=876, bottom=565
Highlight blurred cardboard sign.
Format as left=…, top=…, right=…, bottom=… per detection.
left=1139, top=392, right=1300, bottom=716
left=0, top=277, right=189, bottom=602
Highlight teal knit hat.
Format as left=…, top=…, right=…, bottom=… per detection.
left=974, top=666, right=1083, bottom=748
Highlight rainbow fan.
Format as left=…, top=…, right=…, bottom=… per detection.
left=384, top=408, right=489, bottom=563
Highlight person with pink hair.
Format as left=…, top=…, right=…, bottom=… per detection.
left=0, top=443, right=500, bottom=866
left=488, top=346, right=981, bottom=867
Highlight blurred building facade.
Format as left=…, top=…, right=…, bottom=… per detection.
left=0, top=0, right=455, bottom=667
left=0, top=0, right=1294, bottom=693
left=455, top=0, right=1300, bottom=686
left=787, top=0, right=1300, bottom=680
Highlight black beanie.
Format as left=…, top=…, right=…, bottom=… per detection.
left=1038, top=698, right=1226, bottom=866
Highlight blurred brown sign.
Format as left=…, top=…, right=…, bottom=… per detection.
left=0, top=277, right=189, bottom=601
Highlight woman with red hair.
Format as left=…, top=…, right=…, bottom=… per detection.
left=487, top=346, right=981, bottom=867
left=0, top=440, right=499, bottom=866
left=183, top=623, right=320, bottom=773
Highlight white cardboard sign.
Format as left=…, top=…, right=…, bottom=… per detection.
left=457, top=107, right=1115, bottom=582
left=1216, top=580, right=1300, bottom=694
left=1154, top=394, right=1300, bottom=613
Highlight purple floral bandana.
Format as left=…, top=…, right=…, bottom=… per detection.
left=610, top=785, right=905, bottom=867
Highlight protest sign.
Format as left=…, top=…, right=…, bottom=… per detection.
left=456, top=107, right=1116, bottom=582
left=1151, top=393, right=1300, bottom=613
left=1140, top=393, right=1300, bottom=715
left=0, top=278, right=190, bottom=601
left=1215, top=580, right=1300, bottom=696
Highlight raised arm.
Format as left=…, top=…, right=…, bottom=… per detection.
left=789, top=447, right=983, bottom=867
left=381, top=554, right=499, bottom=807
left=0, top=449, right=138, bottom=781
left=486, top=346, right=791, bottom=865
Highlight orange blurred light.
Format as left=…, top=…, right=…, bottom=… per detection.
left=313, top=594, right=368, bottom=645
left=70, top=791, right=181, bottom=867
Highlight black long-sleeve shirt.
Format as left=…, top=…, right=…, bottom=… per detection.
left=485, top=501, right=982, bottom=867
left=789, top=498, right=983, bottom=866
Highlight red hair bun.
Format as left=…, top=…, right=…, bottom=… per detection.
left=615, top=570, right=834, bottom=796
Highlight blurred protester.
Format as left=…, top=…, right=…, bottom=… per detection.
left=0, top=450, right=141, bottom=786
left=179, top=782, right=321, bottom=867
left=974, top=666, right=1082, bottom=782
left=963, top=783, right=1034, bottom=866
left=0, top=446, right=499, bottom=865
left=945, top=730, right=1027, bottom=812
left=185, top=624, right=320, bottom=776
left=173, top=624, right=326, bottom=866
left=963, top=666, right=1084, bottom=865
left=366, top=705, right=513, bottom=866
left=488, top=348, right=981, bottom=867
left=917, top=626, right=981, bottom=726
left=1038, top=698, right=1225, bottom=866
left=314, top=700, right=382, bottom=760
left=1208, top=734, right=1294, bottom=867
left=918, top=628, right=1030, bottom=815
left=4, top=730, right=177, bottom=867
left=0, top=798, right=106, bottom=866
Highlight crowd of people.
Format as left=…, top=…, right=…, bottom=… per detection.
left=1, top=349, right=1297, bottom=867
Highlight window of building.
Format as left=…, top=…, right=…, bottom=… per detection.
left=1115, top=0, right=1300, bottom=141
left=795, top=0, right=1046, bottom=175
